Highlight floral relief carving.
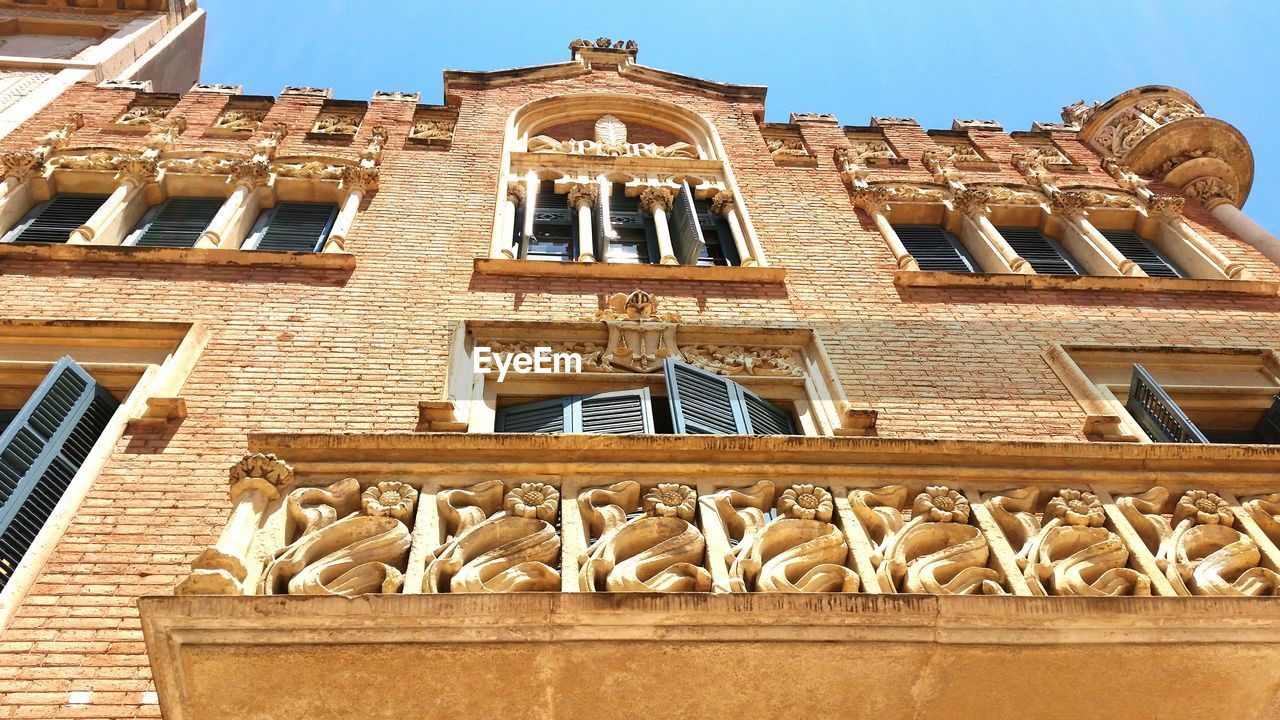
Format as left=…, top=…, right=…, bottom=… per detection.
left=160, top=153, right=242, bottom=175
left=849, top=485, right=1005, bottom=595
left=114, top=104, right=172, bottom=127
left=578, top=481, right=712, bottom=591
left=528, top=114, right=698, bottom=159
left=1118, top=487, right=1280, bottom=596
left=260, top=478, right=416, bottom=597
left=1242, top=494, right=1280, bottom=550
left=272, top=158, right=349, bottom=181
left=764, top=136, right=809, bottom=159
left=47, top=148, right=129, bottom=172
left=409, top=119, right=455, bottom=141
left=1093, top=110, right=1153, bottom=157
left=1, top=150, right=42, bottom=179
left=1182, top=177, right=1237, bottom=206
left=424, top=480, right=561, bottom=593
left=681, top=344, right=802, bottom=377
left=311, top=112, right=363, bottom=136
left=212, top=108, right=266, bottom=132
left=933, top=139, right=983, bottom=164
left=708, top=480, right=858, bottom=593
left=1147, top=195, right=1186, bottom=219
left=986, top=488, right=1151, bottom=596
left=977, top=184, right=1050, bottom=207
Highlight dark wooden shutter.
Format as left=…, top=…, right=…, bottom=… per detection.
left=131, top=197, right=224, bottom=248
left=664, top=358, right=747, bottom=434
left=892, top=224, right=977, bottom=273
left=0, top=357, right=118, bottom=588
left=495, top=397, right=571, bottom=433
left=7, top=194, right=108, bottom=245
left=669, top=181, right=706, bottom=266
left=1125, top=364, right=1208, bottom=443
left=524, top=190, right=574, bottom=261
left=1100, top=230, right=1183, bottom=278
left=1255, top=395, right=1280, bottom=444
left=574, top=388, right=653, bottom=434
left=997, top=226, right=1083, bottom=276
left=254, top=202, right=339, bottom=252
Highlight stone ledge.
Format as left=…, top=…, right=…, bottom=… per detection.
left=474, top=257, right=786, bottom=283
left=140, top=593, right=1280, bottom=720
left=896, top=269, right=1280, bottom=296
left=0, top=243, right=356, bottom=271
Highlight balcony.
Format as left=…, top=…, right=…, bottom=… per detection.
left=141, top=433, right=1280, bottom=719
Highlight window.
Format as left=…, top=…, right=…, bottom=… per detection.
left=0, top=357, right=118, bottom=588
left=243, top=202, right=339, bottom=252
left=495, top=359, right=795, bottom=436
left=597, top=187, right=657, bottom=264
left=891, top=224, right=977, bottom=273
left=1126, top=363, right=1280, bottom=444
left=521, top=190, right=575, bottom=262
left=124, top=197, right=224, bottom=248
left=1, top=194, right=108, bottom=244
left=996, top=226, right=1085, bottom=276
left=1099, top=229, right=1184, bottom=278
left=690, top=195, right=738, bottom=267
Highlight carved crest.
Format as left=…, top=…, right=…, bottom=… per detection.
left=593, top=291, right=681, bottom=372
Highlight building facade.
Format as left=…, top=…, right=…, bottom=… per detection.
left=0, top=34, right=1277, bottom=719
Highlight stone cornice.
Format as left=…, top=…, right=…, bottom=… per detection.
left=443, top=62, right=767, bottom=102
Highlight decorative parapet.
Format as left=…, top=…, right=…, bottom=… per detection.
left=760, top=124, right=813, bottom=167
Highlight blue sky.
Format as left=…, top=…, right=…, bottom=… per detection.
left=200, top=0, right=1279, bottom=230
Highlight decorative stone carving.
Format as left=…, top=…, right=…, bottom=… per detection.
left=252, top=122, right=289, bottom=161
left=1047, top=189, right=1136, bottom=215
left=986, top=487, right=1151, bottom=596
left=281, top=86, right=331, bottom=98
left=160, top=154, right=241, bottom=176
left=888, top=185, right=949, bottom=203
left=565, top=182, right=598, bottom=210
left=791, top=112, right=837, bottom=123
left=1018, top=141, right=1070, bottom=165
left=570, top=37, right=637, bottom=51
left=921, top=149, right=963, bottom=185
left=272, top=158, right=348, bottom=181
left=933, top=139, right=984, bottom=164
left=709, top=481, right=858, bottom=593
left=408, top=119, right=454, bottom=141
left=229, top=159, right=271, bottom=187
left=1, top=150, right=42, bottom=179
left=114, top=156, right=158, bottom=185
left=373, top=90, right=419, bottom=102
left=950, top=188, right=992, bottom=215
left=47, top=148, right=128, bottom=172
left=681, top=344, right=802, bottom=377
left=506, top=182, right=526, bottom=206
left=765, top=137, right=808, bottom=158
left=1147, top=195, right=1185, bottom=219
left=311, top=112, right=363, bottom=136
left=848, top=185, right=892, bottom=214
left=527, top=114, right=697, bottom=159
left=1101, top=158, right=1151, bottom=194
left=1134, top=98, right=1201, bottom=126
left=425, top=480, right=561, bottom=593
left=1011, top=149, right=1059, bottom=190
left=176, top=454, right=295, bottom=595
left=260, top=477, right=415, bottom=597
left=339, top=165, right=379, bottom=192
left=212, top=108, right=266, bottom=132
left=1242, top=493, right=1280, bottom=549
left=952, top=119, right=1002, bottom=131
left=1061, top=99, right=1102, bottom=126
left=114, top=104, right=172, bottom=127
left=1182, top=177, right=1237, bottom=207
left=578, top=481, right=711, bottom=591
left=638, top=186, right=675, bottom=214
left=849, top=485, right=1005, bottom=595
left=975, top=184, right=1048, bottom=207
left=591, top=290, right=680, bottom=372
left=710, top=191, right=735, bottom=216
left=1156, top=148, right=1209, bottom=177
left=1117, top=487, right=1280, bottom=596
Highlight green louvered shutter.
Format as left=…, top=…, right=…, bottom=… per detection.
left=574, top=388, right=653, bottom=434
left=664, top=358, right=748, bottom=434
left=130, top=198, right=224, bottom=248
left=253, top=202, right=339, bottom=252
left=0, top=357, right=119, bottom=588
left=1100, top=230, right=1183, bottom=278
left=892, top=224, right=977, bottom=273
left=740, top=387, right=795, bottom=435
left=1125, top=364, right=1208, bottom=443
left=669, top=181, right=706, bottom=266
left=5, top=194, right=108, bottom=244
left=997, top=226, right=1084, bottom=276
left=495, top=397, right=571, bottom=433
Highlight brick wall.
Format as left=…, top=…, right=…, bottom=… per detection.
left=0, top=63, right=1277, bottom=717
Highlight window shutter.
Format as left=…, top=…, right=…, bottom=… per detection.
left=1125, top=364, right=1208, bottom=443
left=740, top=386, right=795, bottom=436
left=669, top=181, right=706, bottom=266
left=1255, top=395, right=1280, bottom=444
left=495, top=397, right=571, bottom=433
left=129, top=197, right=224, bottom=248
left=997, top=226, right=1083, bottom=276
left=1100, top=230, right=1183, bottom=278
left=4, top=195, right=107, bottom=245
left=253, top=202, right=339, bottom=252
left=892, top=224, right=977, bottom=273
left=663, top=358, right=748, bottom=434
left=574, top=388, right=654, bottom=434
left=0, top=357, right=119, bottom=588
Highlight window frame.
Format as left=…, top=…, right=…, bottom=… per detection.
left=241, top=201, right=341, bottom=253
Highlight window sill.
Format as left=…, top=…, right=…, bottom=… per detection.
left=474, top=258, right=785, bottom=283
left=895, top=270, right=1280, bottom=296
left=0, top=243, right=356, bottom=272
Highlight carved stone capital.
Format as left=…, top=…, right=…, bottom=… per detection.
left=1048, top=191, right=1090, bottom=216
left=229, top=159, right=272, bottom=188
left=506, top=182, right=526, bottom=206
left=849, top=186, right=892, bottom=215
left=1182, top=177, right=1237, bottom=209
left=639, top=186, right=675, bottom=214
left=951, top=188, right=991, bottom=215
left=114, top=156, right=158, bottom=186
left=229, top=452, right=294, bottom=503
left=339, top=165, right=379, bottom=192
left=710, top=191, right=736, bottom=216
left=1147, top=195, right=1186, bottom=219
left=566, top=182, right=598, bottom=210
left=1, top=150, right=43, bottom=180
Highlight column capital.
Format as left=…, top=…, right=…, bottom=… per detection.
left=566, top=182, right=598, bottom=210
left=951, top=188, right=991, bottom=215
left=639, top=186, right=675, bottom=214
left=1147, top=195, right=1186, bottom=220
left=710, top=190, right=736, bottom=216
left=229, top=452, right=294, bottom=503
left=228, top=159, right=272, bottom=189
left=1182, top=176, right=1238, bottom=210
left=1, top=150, right=43, bottom=180
left=850, top=186, right=892, bottom=215
left=506, top=182, right=527, bottom=206
left=1048, top=190, right=1091, bottom=217
left=339, top=165, right=379, bottom=193
left=114, top=156, right=158, bottom=186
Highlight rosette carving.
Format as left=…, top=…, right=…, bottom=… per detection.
left=849, top=485, right=1004, bottom=595
left=578, top=481, right=711, bottom=591
left=987, top=487, right=1151, bottom=596
left=260, top=478, right=416, bottom=597
left=709, top=481, right=858, bottom=593
left=425, top=480, right=561, bottom=593
left=1118, top=487, right=1280, bottom=596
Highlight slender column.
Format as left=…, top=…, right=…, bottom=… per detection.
left=567, top=182, right=597, bottom=262
left=495, top=181, right=525, bottom=259
left=196, top=160, right=271, bottom=249
left=711, top=191, right=758, bottom=267
left=1210, top=201, right=1280, bottom=269
left=954, top=189, right=1032, bottom=274
left=68, top=158, right=155, bottom=245
left=640, top=186, right=677, bottom=265
left=1150, top=195, right=1248, bottom=280
left=325, top=166, right=378, bottom=253
left=850, top=186, right=917, bottom=271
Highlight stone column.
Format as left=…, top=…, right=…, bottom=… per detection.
left=567, top=182, right=598, bottom=262
left=1183, top=178, right=1280, bottom=269
left=175, top=454, right=294, bottom=595
left=1150, top=195, right=1248, bottom=280
left=495, top=181, right=525, bottom=259
left=325, top=166, right=378, bottom=253
left=954, top=189, right=1032, bottom=274
left=640, top=186, right=678, bottom=265
left=195, top=160, right=271, bottom=249
left=851, top=186, right=917, bottom=271
left=1051, top=192, right=1142, bottom=276
left=68, top=157, right=156, bottom=245
left=711, top=191, right=758, bottom=267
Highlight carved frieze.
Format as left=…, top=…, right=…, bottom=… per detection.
left=114, top=104, right=172, bottom=127
left=1, top=150, right=42, bottom=179
left=311, top=112, right=363, bottom=136
left=47, top=148, right=128, bottom=172
left=682, top=344, right=802, bottom=377
left=578, top=481, right=712, bottom=591
left=425, top=480, right=561, bottom=593
left=408, top=119, right=455, bottom=142
left=160, top=154, right=241, bottom=176
left=212, top=108, right=266, bottom=133
left=272, top=158, right=349, bottom=181
left=528, top=114, right=698, bottom=159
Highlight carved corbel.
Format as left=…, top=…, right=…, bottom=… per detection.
left=252, top=122, right=289, bottom=161
left=113, top=156, right=159, bottom=187
left=1, top=151, right=44, bottom=181
left=849, top=186, right=892, bottom=216
left=1047, top=190, right=1091, bottom=217
left=176, top=454, right=295, bottom=595
left=578, top=481, right=712, bottom=591
left=339, top=165, right=379, bottom=193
